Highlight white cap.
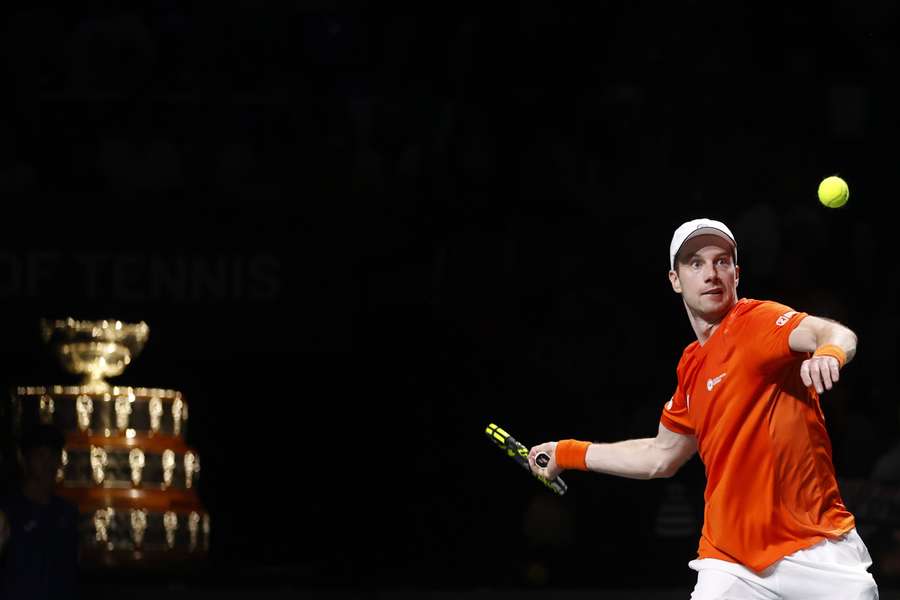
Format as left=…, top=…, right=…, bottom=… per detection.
left=669, top=218, right=737, bottom=270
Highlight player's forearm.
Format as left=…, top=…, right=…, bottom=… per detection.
left=791, top=316, right=858, bottom=364
left=819, top=323, right=857, bottom=364
left=584, top=438, right=674, bottom=480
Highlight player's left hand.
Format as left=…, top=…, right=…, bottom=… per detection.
left=800, top=355, right=840, bottom=394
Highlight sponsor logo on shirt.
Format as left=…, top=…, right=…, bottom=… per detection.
left=776, top=311, right=796, bottom=326
left=706, top=372, right=727, bottom=391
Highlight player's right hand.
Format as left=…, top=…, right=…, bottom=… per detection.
left=528, top=442, right=562, bottom=481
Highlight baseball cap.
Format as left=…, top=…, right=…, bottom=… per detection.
left=669, top=218, right=737, bottom=270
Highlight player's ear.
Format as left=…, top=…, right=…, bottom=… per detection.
left=669, top=269, right=682, bottom=294
left=735, top=264, right=740, bottom=288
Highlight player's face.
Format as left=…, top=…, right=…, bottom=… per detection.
left=669, top=235, right=739, bottom=321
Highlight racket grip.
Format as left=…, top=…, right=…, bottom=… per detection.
left=535, top=452, right=550, bottom=468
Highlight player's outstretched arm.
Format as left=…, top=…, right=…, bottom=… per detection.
left=528, top=423, right=697, bottom=481
left=789, top=315, right=858, bottom=394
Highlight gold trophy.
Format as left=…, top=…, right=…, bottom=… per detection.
left=40, top=318, right=149, bottom=393
left=17, top=317, right=209, bottom=567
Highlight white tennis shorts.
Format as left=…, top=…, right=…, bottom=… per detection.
left=689, top=528, right=878, bottom=599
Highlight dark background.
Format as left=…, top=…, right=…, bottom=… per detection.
left=1, top=1, right=899, bottom=594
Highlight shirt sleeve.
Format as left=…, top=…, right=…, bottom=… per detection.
left=737, top=300, right=808, bottom=371
left=660, top=384, right=694, bottom=435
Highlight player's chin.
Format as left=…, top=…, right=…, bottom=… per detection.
left=696, top=295, right=731, bottom=317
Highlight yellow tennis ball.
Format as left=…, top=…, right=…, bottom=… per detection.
left=818, top=175, right=849, bottom=208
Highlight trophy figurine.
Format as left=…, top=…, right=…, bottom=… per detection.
left=40, top=318, right=149, bottom=393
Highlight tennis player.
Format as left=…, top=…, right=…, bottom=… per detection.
left=528, top=218, right=878, bottom=599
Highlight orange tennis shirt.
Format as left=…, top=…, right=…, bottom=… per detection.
left=661, top=298, right=855, bottom=573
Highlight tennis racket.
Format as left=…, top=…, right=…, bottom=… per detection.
left=485, top=423, right=567, bottom=495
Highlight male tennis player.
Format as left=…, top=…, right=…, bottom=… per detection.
left=528, top=218, right=878, bottom=599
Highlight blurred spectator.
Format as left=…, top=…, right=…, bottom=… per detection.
left=522, top=492, right=574, bottom=586
left=870, top=399, right=900, bottom=485
left=0, top=423, right=79, bottom=600
left=66, top=13, right=156, bottom=93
